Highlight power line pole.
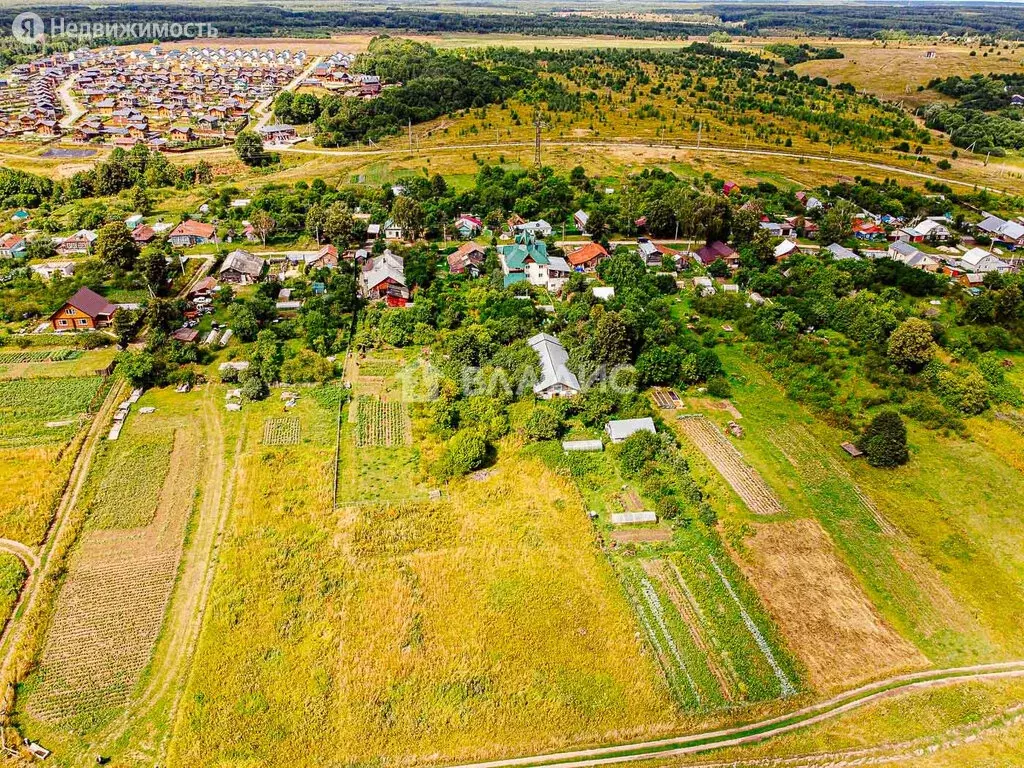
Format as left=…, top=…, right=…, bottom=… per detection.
left=408, top=119, right=412, bottom=149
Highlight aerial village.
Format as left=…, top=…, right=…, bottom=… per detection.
left=0, top=46, right=368, bottom=147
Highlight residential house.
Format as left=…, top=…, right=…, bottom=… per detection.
left=637, top=238, right=683, bottom=268
left=527, top=333, right=580, bottom=399
left=169, top=220, right=216, bottom=247
left=896, top=217, right=951, bottom=243
left=0, top=233, right=27, bottom=258
left=218, top=249, right=264, bottom=284
left=514, top=220, right=552, bottom=238
left=774, top=239, right=800, bottom=262
left=454, top=214, right=483, bottom=239
left=49, top=286, right=117, bottom=330
left=31, top=260, right=75, bottom=280
left=825, top=243, right=861, bottom=261
left=308, top=244, right=338, bottom=270
left=566, top=242, right=609, bottom=272
left=383, top=219, right=404, bottom=240
left=722, top=181, right=740, bottom=196
left=977, top=213, right=1024, bottom=249
left=56, top=229, right=97, bottom=255
left=760, top=221, right=796, bottom=238
left=695, top=241, right=739, bottom=269
left=573, top=210, right=589, bottom=234
left=447, top=242, right=487, bottom=276
left=955, top=247, right=1010, bottom=275
left=131, top=224, right=156, bottom=244
left=888, top=240, right=941, bottom=272
left=499, top=231, right=569, bottom=292
left=258, top=123, right=297, bottom=143
left=361, top=250, right=409, bottom=306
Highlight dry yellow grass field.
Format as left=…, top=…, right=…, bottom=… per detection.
left=734, top=518, right=928, bottom=693
left=169, top=384, right=677, bottom=767
left=795, top=42, right=1024, bottom=105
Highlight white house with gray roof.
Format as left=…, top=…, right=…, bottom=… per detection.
left=527, top=333, right=580, bottom=399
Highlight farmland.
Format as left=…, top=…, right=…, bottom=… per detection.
left=705, top=345, right=1024, bottom=669
left=16, top=387, right=204, bottom=749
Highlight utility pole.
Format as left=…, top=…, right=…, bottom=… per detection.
left=408, top=119, right=412, bottom=149
left=696, top=121, right=702, bottom=153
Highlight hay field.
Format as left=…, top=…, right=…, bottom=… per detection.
left=735, top=518, right=927, bottom=692
left=795, top=42, right=1024, bottom=106
left=19, top=395, right=203, bottom=737
left=169, top=387, right=675, bottom=767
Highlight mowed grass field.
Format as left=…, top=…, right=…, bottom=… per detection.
left=703, top=344, right=1024, bottom=672
left=169, top=378, right=680, bottom=767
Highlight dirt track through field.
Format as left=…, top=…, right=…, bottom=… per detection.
left=440, top=662, right=1024, bottom=768
left=676, top=416, right=783, bottom=515
left=89, top=386, right=245, bottom=765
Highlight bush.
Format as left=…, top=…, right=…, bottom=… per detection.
left=859, top=410, right=909, bottom=468
left=706, top=376, right=732, bottom=398
left=434, top=428, right=487, bottom=479
left=618, top=430, right=663, bottom=476
left=523, top=406, right=562, bottom=441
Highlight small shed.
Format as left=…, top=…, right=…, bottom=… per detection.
left=562, top=440, right=603, bottom=452
left=605, top=418, right=657, bottom=444
left=611, top=511, right=658, bottom=525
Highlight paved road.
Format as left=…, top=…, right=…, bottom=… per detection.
left=443, top=662, right=1024, bottom=768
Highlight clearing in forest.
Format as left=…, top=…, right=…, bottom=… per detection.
left=675, top=415, right=783, bottom=515
left=734, top=518, right=928, bottom=692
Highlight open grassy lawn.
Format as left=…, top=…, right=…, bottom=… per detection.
left=168, top=384, right=682, bottom=767
left=708, top=344, right=1024, bottom=669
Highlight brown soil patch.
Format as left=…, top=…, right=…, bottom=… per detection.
left=736, top=518, right=928, bottom=693
left=610, top=527, right=673, bottom=544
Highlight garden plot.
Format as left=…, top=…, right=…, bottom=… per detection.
left=0, top=376, right=104, bottom=447
left=355, top=395, right=410, bottom=447
left=24, top=421, right=201, bottom=730
left=0, top=376, right=105, bottom=546
left=734, top=518, right=928, bottom=693
left=263, top=417, right=301, bottom=446
left=676, top=415, right=783, bottom=515
left=766, top=423, right=896, bottom=535
left=0, top=349, right=79, bottom=364
left=617, top=558, right=724, bottom=711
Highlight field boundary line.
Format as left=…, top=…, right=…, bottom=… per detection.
left=437, top=662, right=1024, bottom=768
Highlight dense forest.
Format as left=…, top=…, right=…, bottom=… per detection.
left=924, top=74, right=1024, bottom=155
left=1, top=3, right=1023, bottom=42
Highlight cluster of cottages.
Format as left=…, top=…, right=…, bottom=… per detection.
left=0, top=50, right=96, bottom=138
left=68, top=47, right=309, bottom=147
left=301, top=53, right=385, bottom=98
